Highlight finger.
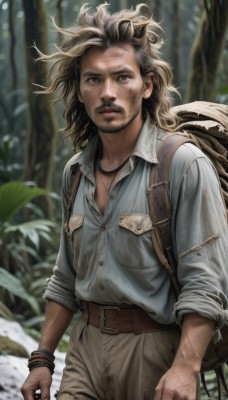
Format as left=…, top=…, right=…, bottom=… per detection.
left=154, top=386, right=162, bottom=400
left=21, top=386, right=37, bottom=400
left=40, top=387, right=51, bottom=400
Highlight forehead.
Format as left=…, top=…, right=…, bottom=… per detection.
left=80, top=44, right=140, bottom=74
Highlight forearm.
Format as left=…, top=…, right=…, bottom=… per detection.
left=154, top=313, right=215, bottom=399
left=38, top=299, right=74, bottom=353
left=21, top=301, right=74, bottom=399
left=172, top=313, right=215, bottom=375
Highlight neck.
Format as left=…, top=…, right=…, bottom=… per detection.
left=98, top=118, right=144, bottom=164
left=96, top=148, right=131, bottom=175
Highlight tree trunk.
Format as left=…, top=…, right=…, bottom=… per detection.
left=186, top=0, right=228, bottom=102
left=146, top=0, right=163, bottom=21
left=119, top=0, right=128, bottom=9
left=22, top=0, right=57, bottom=217
left=8, top=0, right=18, bottom=129
left=170, top=0, right=180, bottom=89
left=56, top=0, right=63, bottom=45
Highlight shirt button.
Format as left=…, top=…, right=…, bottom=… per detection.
left=101, top=225, right=106, bottom=231
left=137, top=225, right=142, bottom=231
left=98, top=261, right=103, bottom=267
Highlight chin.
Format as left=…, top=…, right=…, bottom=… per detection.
left=97, top=122, right=130, bottom=134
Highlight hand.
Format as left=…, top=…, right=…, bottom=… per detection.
left=21, top=367, right=52, bottom=400
left=154, top=366, right=198, bottom=400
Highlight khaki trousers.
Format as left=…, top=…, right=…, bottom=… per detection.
left=57, top=318, right=198, bottom=400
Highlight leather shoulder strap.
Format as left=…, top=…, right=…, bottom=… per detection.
left=64, top=165, right=82, bottom=234
left=147, top=133, right=194, bottom=296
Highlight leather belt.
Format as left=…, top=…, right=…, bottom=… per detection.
left=81, top=301, right=173, bottom=335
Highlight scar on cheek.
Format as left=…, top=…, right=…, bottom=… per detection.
left=129, top=87, right=136, bottom=99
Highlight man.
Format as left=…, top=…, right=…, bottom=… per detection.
left=21, top=3, right=228, bottom=400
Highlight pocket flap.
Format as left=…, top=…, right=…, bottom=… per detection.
left=119, top=214, right=153, bottom=235
left=68, top=214, right=84, bottom=235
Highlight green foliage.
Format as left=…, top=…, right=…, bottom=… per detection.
left=0, top=135, right=20, bottom=183
left=0, top=179, right=56, bottom=322
left=216, top=86, right=228, bottom=105
left=5, top=219, right=55, bottom=248
left=0, top=300, right=13, bottom=320
left=0, top=268, right=40, bottom=314
left=218, top=86, right=228, bottom=95
left=0, top=181, right=48, bottom=223
left=0, top=122, right=59, bottom=335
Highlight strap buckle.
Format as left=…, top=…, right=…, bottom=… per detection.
left=99, top=305, right=120, bottom=334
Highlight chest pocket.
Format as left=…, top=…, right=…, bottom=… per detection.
left=68, top=215, right=84, bottom=236
left=68, top=214, right=93, bottom=276
left=116, top=213, right=154, bottom=269
left=68, top=214, right=84, bottom=252
left=119, top=214, right=153, bottom=234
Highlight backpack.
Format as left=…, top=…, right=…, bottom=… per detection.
left=148, top=101, right=228, bottom=398
left=148, top=100, right=228, bottom=298
left=64, top=101, right=228, bottom=398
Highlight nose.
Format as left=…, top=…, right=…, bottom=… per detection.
left=101, top=79, right=116, bottom=101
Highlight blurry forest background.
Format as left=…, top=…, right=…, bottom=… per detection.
left=0, top=0, right=227, bottom=398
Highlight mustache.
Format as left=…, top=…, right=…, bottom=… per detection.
left=96, top=101, right=123, bottom=113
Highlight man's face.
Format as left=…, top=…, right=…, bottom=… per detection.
left=78, top=44, right=153, bottom=135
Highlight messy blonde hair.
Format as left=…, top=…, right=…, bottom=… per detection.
left=38, top=3, right=178, bottom=150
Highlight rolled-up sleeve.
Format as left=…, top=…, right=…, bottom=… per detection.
left=43, top=158, right=80, bottom=312
left=169, top=143, right=228, bottom=329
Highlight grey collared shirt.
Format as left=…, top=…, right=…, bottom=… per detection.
left=44, top=117, right=228, bottom=327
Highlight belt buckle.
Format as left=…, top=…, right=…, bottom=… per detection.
left=99, top=305, right=120, bottom=334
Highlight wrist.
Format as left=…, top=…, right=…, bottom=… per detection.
left=28, top=349, right=55, bottom=375
left=172, top=353, right=201, bottom=377
left=35, top=348, right=55, bottom=359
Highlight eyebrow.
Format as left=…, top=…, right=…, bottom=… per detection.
left=81, top=67, right=135, bottom=78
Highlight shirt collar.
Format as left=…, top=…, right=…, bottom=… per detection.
left=73, top=115, right=158, bottom=169
left=74, top=135, right=100, bottom=174
left=132, top=115, right=158, bottom=164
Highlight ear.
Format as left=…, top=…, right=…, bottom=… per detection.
left=142, top=74, right=153, bottom=99
left=78, top=88, right=83, bottom=103
left=77, top=78, right=84, bottom=103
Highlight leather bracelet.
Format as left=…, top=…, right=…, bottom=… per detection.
left=28, top=360, right=55, bottom=374
left=28, top=350, right=55, bottom=375
left=29, top=354, right=54, bottom=363
left=28, top=359, right=54, bottom=368
left=31, top=349, right=55, bottom=361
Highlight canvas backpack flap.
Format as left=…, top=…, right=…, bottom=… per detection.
left=172, top=101, right=228, bottom=216
left=173, top=101, right=228, bottom=133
